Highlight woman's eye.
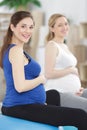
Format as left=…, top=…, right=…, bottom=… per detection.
left=21, top=25, right=26, bottom=28
left=65, top=23, right=68, bottom=26
left=29, top=26, right=34, bottom=29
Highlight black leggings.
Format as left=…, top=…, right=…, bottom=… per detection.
left=1, top=90, right=87, bottom=130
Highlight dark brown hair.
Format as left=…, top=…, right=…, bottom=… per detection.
left=0, top=11, right=34, bottom=68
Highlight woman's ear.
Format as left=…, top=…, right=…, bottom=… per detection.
left=10, top=24, right=14, bottom=32
left=50, top=26, right=54, bottom=33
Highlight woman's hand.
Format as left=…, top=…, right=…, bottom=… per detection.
left=75, top=87, right=84, bottom=96
left=39, top=74, right=47, bottom=84
left=68, top=67, right=79, bottom=76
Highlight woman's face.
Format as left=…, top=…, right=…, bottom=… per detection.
left=11, top=17, right=34, bottom=44
left=51, top=16, right=69, bottom=38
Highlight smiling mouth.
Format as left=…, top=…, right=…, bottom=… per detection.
left=22, top=34, right=31, bottom=39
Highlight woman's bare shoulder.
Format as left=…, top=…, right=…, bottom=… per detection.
left=46, top=41, right=57, bottom=48
left=9, top=45, right=23, bottom=62
left=9, top=45, right=23, bottom=55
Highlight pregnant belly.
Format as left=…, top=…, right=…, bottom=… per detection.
left=45, top=74, right=81, bottom=93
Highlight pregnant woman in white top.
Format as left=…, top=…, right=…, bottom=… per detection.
left=45, top=13, right=87, bottom=112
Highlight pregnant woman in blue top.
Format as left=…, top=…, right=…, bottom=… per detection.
left=0, top=11, right=87, bottom=130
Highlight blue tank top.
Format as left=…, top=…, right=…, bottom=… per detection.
left=2, top=44, right=46, bottom=107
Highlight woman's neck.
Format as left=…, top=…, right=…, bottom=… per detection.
left=53, top=37, right=64, bottom=43
left=11, top=38, right=24, bottom=48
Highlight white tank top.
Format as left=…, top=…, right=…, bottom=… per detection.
left=45, top=41, right=81, bottom=93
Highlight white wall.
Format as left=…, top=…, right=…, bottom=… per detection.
left=0, top=0, right=86, bottom=24
left=35, top=0, right=87, bottom=25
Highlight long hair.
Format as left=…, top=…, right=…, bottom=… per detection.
left=0, top=11, right=34, bottom=68
left=45, top=13, right=66, bottom=43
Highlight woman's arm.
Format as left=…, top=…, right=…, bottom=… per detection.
left=9, top=46, right=46, bottom=93
left=45, top=43, right=78, bottom=79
